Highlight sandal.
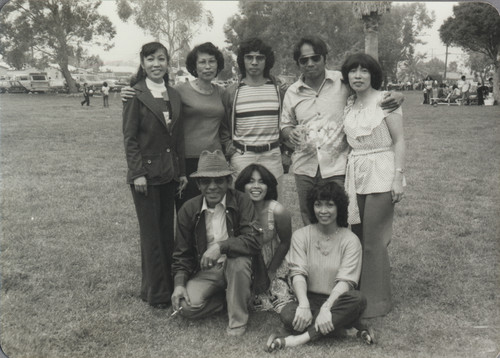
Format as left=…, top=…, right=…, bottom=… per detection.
left=265, top=333, right=286, bottom=353
left=357, top=327, right=376, bottom=345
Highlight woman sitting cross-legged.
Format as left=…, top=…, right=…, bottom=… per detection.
left=234, top=164, right=294, bottom=313
left=266, top=182, right=373, bottom=352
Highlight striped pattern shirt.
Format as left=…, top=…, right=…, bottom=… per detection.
left=233, top=82, right=280, bottom=146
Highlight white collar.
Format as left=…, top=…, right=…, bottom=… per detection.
left=145, top=77, right=166, bottom=98
left=202, top=195, right=227, bottom=212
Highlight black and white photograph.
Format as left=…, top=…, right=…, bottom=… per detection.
left=0, top=0, right=498, bottom=357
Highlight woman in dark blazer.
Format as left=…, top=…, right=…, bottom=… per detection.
left=123, top=42, right=187, bottom=308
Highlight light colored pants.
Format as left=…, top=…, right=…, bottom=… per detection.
left=179, top=256, right=252, bottom=330
left=230, top=147, right=283, bottom=182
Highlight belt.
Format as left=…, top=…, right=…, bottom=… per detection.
left=233, top=140, right=280, bottom=153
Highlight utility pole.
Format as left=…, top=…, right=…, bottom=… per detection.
left=444, top=44, right=449, bottom=81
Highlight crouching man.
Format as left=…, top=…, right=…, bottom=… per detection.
left=171, top=150, right=266, bottom=336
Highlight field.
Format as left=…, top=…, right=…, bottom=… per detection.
left=0, top=91, right=498, bottom=358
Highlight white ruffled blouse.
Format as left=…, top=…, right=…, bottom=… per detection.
left=343, top=91, right=404, bottom=224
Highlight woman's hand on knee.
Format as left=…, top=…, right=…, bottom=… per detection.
left=292, top=306, right=312, bottom=332
left=314, top=308, right=334, bottom=335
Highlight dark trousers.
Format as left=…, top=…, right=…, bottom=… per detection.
left=280, top=291, right=367, bottom=341
left=130, top=181, right=176, bottom=305
left=81, top=94, right=90, bottom=106
left=294, top=169, right=345, bottom=225
left=175, top=158, right=201, bottom=212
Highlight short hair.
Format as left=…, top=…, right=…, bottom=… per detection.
left=236, top=38, right=275, bottom=78
left=234, top=164, right=278, bottom=201
left=185, top=42, right=225, bottom=78
left=306, top=182, right=349, bottom=227
left=132, top=42, right=170, bottom=86
left=293, top=36, right=328, bottom=65
left=341, top=53, right=383, bottom=90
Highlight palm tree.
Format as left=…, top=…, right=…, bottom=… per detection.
left=352, top=1, right=391, bottom=61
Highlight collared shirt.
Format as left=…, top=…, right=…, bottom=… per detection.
left=201, top=195, right=228, bottom=263
left=281, top=70, right=350, bottom=178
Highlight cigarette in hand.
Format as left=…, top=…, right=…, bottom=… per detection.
left=170, top=306, right=183, bottom=317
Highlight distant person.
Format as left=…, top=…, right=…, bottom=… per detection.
left=234, top=164, right=293, bottom=313
left=280, top=36, right=403, bottom=225
left=476, top=82, right=488, bottom=106
left=122, top=42, right=226, bottom=211
left=423, top=75, right=433, bottom=104
left=122, top=41, right=187, bottom=308
left=266, top=182, right=373, bottom=352
left=80, top=83, right=90, bottom=106
left=459, top=75, right=470, bottom=105
left=341, top=53, right=406, bottom=318
left=171, top=150, right=265, bottom=337
left=102, top=82, right=110, bottom=107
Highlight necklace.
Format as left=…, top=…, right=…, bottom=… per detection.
left=193, top=79, right=214, bottom=95
left=314, top=225, right=341, bottom=256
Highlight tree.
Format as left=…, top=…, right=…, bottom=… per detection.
left=467, top=51, right=495, bottom=84
left=377, top=3, right=434, bottom=85
left=448, top=61, right=458, bottom=73
left=224, top=1, right=364, bottom=76
left=352, top=1, right=391, bottom=61
left=217, top=50, right=236, bottom=81
left=116, top=0, right=213, bottom=61
left=0, top=0, right=116, bottom=93
left=440, top=2, right=500, bottom=103
left=224, top=1, right=432, bottom=84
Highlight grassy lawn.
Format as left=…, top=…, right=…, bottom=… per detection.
left=0, top=91, right=498, bottom=358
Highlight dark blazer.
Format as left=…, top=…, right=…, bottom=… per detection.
left=172, top=188, right=270, bottom=294
left=123, top=79, right=185, bottom=185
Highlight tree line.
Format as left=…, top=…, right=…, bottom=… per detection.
left=0, top=0, right=498, bottom=102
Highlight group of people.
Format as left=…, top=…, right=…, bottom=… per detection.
left=121, top=35, right=406, bottom=351
left=424, top=75, right=493, bottom=106
left=80, top=82, right=110, bottom=107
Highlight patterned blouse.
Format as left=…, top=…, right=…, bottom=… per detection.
left=343, top=91, right=404, bottom=224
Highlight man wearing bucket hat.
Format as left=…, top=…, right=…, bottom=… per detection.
left=171, top=150, right=267, bottom=336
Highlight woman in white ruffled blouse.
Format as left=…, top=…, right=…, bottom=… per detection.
left=341, top=53, right=406, bottom=318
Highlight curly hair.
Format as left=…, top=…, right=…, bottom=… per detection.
left=306, top=182, right=349, bottom=227
left=234, top=164, right=278, bottom=201
left=341, top=53, right=383, bottom=90
left=236, top=37, right=275, bottom=78
left=132, top=42, right=170, bottom=86
left=185, top=42, right=224, bottom=78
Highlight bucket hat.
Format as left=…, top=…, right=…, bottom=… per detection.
left=190, top=150, right=235, bottom=178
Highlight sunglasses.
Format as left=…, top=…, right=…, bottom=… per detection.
left=244, top=54, right=266, bottom=62
left=298, top=54, right=322, bottom=65
left=198, top=177, right=227, bottom=186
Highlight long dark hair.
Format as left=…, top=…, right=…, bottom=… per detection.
left=234, top=164, right=278, bottom=201
left=131, top=42, right=170, bottom=86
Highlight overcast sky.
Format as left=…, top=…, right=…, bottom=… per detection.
left=95, top=1, right=471, bottom=69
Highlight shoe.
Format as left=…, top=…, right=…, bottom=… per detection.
left=357, top=326, right=376, bottom=345
left=226, top=325, right=246, bottom=337
left=265, top=333, right=286, bottom=353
